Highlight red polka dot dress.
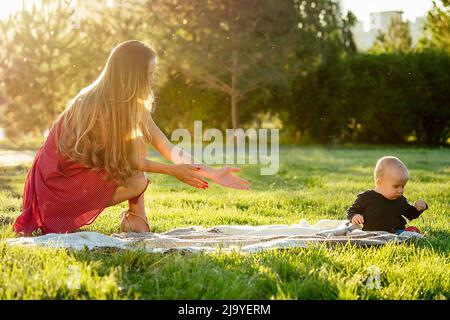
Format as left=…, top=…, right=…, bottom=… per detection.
left=13, top=122, right=149, bottom=236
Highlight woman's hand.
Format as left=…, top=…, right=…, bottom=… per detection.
left=169, top=164, right=209, bottom=189
left=208, top=166, right=251, bottom=190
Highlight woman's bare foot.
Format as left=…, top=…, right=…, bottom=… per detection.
left=120, top=210, right=151, bottom=232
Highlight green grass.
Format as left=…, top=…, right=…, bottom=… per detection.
left=0, top=146, right=449, bottom=299
left=0, top=137, right=45, bottom=151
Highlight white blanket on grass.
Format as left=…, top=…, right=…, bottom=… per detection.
left=5, top=219, right=423, bottom=253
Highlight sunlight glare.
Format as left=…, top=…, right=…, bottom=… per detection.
left=0, top=0, right=42, bottom=21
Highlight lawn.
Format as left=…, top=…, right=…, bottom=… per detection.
left=0, top=146, right=448, bottom=299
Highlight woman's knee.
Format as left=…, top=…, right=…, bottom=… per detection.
left=108, top=171, right=147, bottom=206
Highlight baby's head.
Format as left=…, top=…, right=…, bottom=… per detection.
left=374, top=156, right=409, bottom=200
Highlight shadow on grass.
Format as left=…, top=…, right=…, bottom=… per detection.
left=0, top=216, right=15, bottom=226
left=0, top=164, right=28, bottom=198
left=417, top=230, right=450, bottom=255
left=68, top=244, right=343, bottom=300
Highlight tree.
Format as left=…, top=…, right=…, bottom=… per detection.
left=279, top=0, right=357, bottom=143
left=419, top=0, right=450, bottom=52
left=291, top=52, right=450, bottom=145
left=0, top=0, right=85, bottom=137
left=155, top=70, right=230, bottom=133
left=0, top=0, right=159, bottom=138
left=370, top=16, right=413, bottom=53
left=146, top=0, right=299, bottom=129
left=411, top=50, right=450, bottom=145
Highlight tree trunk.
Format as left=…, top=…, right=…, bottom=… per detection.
left=295, top=130, right=302, bottom=144
left=231, top=93, right=238, bottom=130
left=230, top=49, right=238, bottom=129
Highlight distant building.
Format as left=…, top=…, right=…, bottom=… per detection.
left=370, top=10, right=403, bottom=32
left=351, top=21, right=377, bottom=51
left=409, top=16, right=426, bottom=45
left=351, top=11, right=426, bottom=51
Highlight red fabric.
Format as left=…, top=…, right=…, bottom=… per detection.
left=405, top=226, right=421, bottom=234
left=13, top=122, right=149, bottom=236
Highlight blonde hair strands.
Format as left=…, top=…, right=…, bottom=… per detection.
left=54, top=40, right=157, bottom=185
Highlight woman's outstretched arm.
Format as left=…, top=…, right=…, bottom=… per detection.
left=133, top=156, right=209, bottom=190
left=146, top=116, right=250, bottom=190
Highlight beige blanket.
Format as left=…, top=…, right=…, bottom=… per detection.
left=5, top=220, right=423, bottom=253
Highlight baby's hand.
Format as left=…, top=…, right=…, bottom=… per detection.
left=351, top=214, right=364, bottom=225
left=414, top=200, right=428, bottom=212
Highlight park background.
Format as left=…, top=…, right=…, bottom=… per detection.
left=0, top=0, right=448, bottom=300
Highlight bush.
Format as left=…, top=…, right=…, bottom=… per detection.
left=287, top=51, right=450, bottom=145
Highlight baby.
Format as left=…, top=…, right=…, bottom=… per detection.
left=347, top=156, right=428, bottom=234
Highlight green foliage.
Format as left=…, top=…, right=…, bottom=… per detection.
left=370, top=17, right=413, bottom=53
left=0, top=0, right=159, bottom=137
left=419, top=0, right=450, bottom=52
left=0, top=0, right=85, bottom=137
left=0, top=136, right=45, bottom=151
left=285, top=52, right=450, bottom=145
left=0, top=147, right=449, bottom=299
left=155, top=71, right=230, bottom=132
left=0, top=0, right=355, bottom=136
left=0, top=0, right=448, bottom=147
left=147, top=0, right=305, bottom=129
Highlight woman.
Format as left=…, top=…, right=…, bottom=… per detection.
left=13, top=40, right=250, bottom=236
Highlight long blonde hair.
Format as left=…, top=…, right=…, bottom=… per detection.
left=54, top=40, right=157, bottom=185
